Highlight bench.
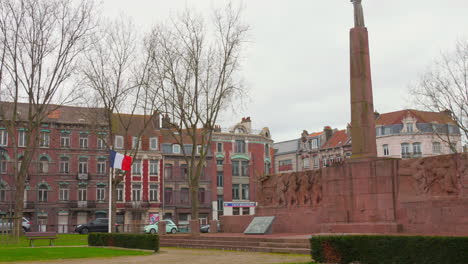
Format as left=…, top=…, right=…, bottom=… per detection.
left=25, top=232, right=58, bottom=247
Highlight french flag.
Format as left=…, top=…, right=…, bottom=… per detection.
left=109, top=150, right=132, bottom=171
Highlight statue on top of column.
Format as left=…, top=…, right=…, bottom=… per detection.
left=351, top=0, right=365, bottom=27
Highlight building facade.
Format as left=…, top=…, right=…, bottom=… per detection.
left=211, top=117, right=274, bottom=217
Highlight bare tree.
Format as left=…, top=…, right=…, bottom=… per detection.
left=0, top=0, right=95, bottom=237
left=81, top=17, right=160, bottom=232
left=410, top=40, right=468, bottom=150
left=147, top=4, right=249, bottom=226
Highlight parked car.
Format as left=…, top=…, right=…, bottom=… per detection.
left=200, top=222, right=220, bottom=233
left=0, top=217, right=32, bottom=232
left=75, top=218, right=109, bottom=234
left=144, top=220, right=178, bottom=234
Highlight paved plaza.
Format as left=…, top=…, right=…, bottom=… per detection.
left=11, top=248, right=311, bottom=264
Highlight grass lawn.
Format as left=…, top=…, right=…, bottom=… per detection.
left=0, top=234, right=88, bottom=247
left=0, top=247, right=152, bottom=262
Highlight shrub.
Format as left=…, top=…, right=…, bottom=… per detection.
left=88, top=233, right=159, bottom=252
left=310, top=235, right=468, bottom=264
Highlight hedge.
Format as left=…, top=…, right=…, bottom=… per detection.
left=310, top=235, right=468, bottom=264
left=88, top=233, right=159, bottom=252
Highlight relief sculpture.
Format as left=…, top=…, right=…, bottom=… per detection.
left=398, top=153, right=467, bottom=196
left=258, top=169, right=323, bottom=208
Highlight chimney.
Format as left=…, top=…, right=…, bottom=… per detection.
left=161, top=114, right=171, bottom=129
left=152, top=111, right=160, bottom=129
left=324, top=126, right=333, bottom=142
left=346, top=123, right=351, bottom=136
left=214, top=125, right=221, bottom=132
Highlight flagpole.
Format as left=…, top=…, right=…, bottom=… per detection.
left=108, top=161, right=113, bottom=233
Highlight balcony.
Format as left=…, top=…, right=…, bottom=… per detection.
left=77, top=173, right=89, bottom=181
left=24, top=201, right=35, bottom=209
left=125, top=201, right=150, bottom=210
left=69, top=200, right=96, bottom=209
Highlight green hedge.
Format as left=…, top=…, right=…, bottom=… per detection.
left=311, top=235, right=468, bottom=264
left=88, top=233, right=159, bottom=252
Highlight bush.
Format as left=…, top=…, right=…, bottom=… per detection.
left=310, top=235, right=468, bottom=264
left=88, top=233, right=159, bottom=252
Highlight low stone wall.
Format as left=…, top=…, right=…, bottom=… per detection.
left=220, top=215, right=254, bottom=233
left=246, top=153, right=468, bottom=235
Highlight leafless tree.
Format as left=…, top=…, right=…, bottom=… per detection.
left=410, top=40, right=468, bottom=150
left=81, top=17, right=160, bottom=232
left=147, top=4, right=249, bottom=225
left=0, top=0, right=95, bottom=237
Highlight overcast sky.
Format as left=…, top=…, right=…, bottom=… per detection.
left=101, top=0, right=468, bottom=142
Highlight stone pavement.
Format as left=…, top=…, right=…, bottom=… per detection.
left=12, top=247, right=312, bottom=264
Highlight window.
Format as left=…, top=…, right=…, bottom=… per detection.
left=0, top=130, right=7, bottom=146
left=38, top=156, right=49, bottom=174
left=235, top=127, right=245, bottom=134
left=59, top=184, right=69, bottom=201
left=172, top=144, right=181, bottom=153
left=235, top=140, right=245, bottom=153
left=164, top=164, right=172, bottom=179
left=323, top=157, right=328, bottom=167
left=406, top=123, right=413, bottom=133
left=233, top=207, right=240, bottom=215
left=278, top=159, right=293, bottom=171
left=181, top=188, right=189, bottom=204
left=0, top=155, right=7, bottom=173
left=78, top=188, right=87, bottom=201
left=180, top=164, right=188, bottom=179
left=38, top=184, right=48, bottom=202
left=242, top=207, right=250, bottom=215
left=115, top=136, right=124, bottom=149
left=432, top=142, right=441, bottom=154
left=265, top=162, right=271, bottom=174
left=79, top=134, right=88, bottom=149
left=311, top=139, right=318, bottom=149
left=149, top=160, right=158, bottom=175
left=60, top=157, right=69, bottom=173
left=413, top=142, right=422, bottom=157
left=132, top=184, right=141, bottom=201
left=117, top=184, right=124, bottom=201
left=216, top=159, right=223, bottom=165
left=384, top=127, right=391, bottom=135
left=217, top=172, right=223, bottom=187
left=60, top=133, right=70, bottom=148
left=40, top=132, right=49, bottom=147
left=241, top=184, right=249, bottom=200
left=150, top=137, right=158, bottom=150
left=217, top=142, right=223, bottom=152
left=241, top=161, right=249, bottom=176
left=132, top=160, right=141, bottom=175
left=303, top=158, right=309, bottom=169
left=0, top=184, right=6, bottom=201
left=401, top=143, right=411, bottom=158
left=164, top=188, right=173, bottom=204
left=265, top=144, right=269, bottom=157
left=199, top=188, right=205, bottom=204
left=18, top=130, right=26, bottom=147
left=232, top=160, right=239, bottom=176
left=132, top=136, right=141, bottom=149
left=196, top=145, right=202, bottom=155
left=313, top=158, right=319, bottom=168
left=383, top=144, right=389, bottom=156
left=97, top=137, right=105, bottom=149
left=449, top=143, right=457, bottom=154
left=97, top=159, right=106, bottom=174
left=232, top=184, right=240, bottom=200
left=149, top=184, right=158, bottom=201
left=78, top=158, right=88, bottom=174
left=97, top=187, right=105, bottom=201
left=217, top=195, right=224, bottom=212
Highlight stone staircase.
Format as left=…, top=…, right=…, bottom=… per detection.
left=159, top=235, right=311, bottom=254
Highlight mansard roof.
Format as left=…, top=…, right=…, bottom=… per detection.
left=376, top=109, right=456, bottom=126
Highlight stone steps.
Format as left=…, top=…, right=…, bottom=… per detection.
left=159, top=235, right=311, bottom=255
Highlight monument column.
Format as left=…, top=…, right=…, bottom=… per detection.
left=349, top=0, right=377, bottom=158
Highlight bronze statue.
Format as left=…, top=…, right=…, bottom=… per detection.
left=351, top=0, right=365, bottom=27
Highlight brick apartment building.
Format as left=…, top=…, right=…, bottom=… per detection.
left=210, top=117, right=274, bottom=217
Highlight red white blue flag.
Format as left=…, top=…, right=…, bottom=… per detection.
left=109, top=150, right=132, bottom=171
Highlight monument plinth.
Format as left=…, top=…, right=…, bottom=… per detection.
left=349, top=0, right=377, bottom=158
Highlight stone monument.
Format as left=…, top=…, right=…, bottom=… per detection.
left=349, top=0, right=377, bottom=158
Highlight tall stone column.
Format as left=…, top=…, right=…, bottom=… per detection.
left=349, top=0, right=377, bottom=158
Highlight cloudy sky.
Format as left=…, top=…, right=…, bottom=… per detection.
left=101, top=0, right=468, bottom=142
